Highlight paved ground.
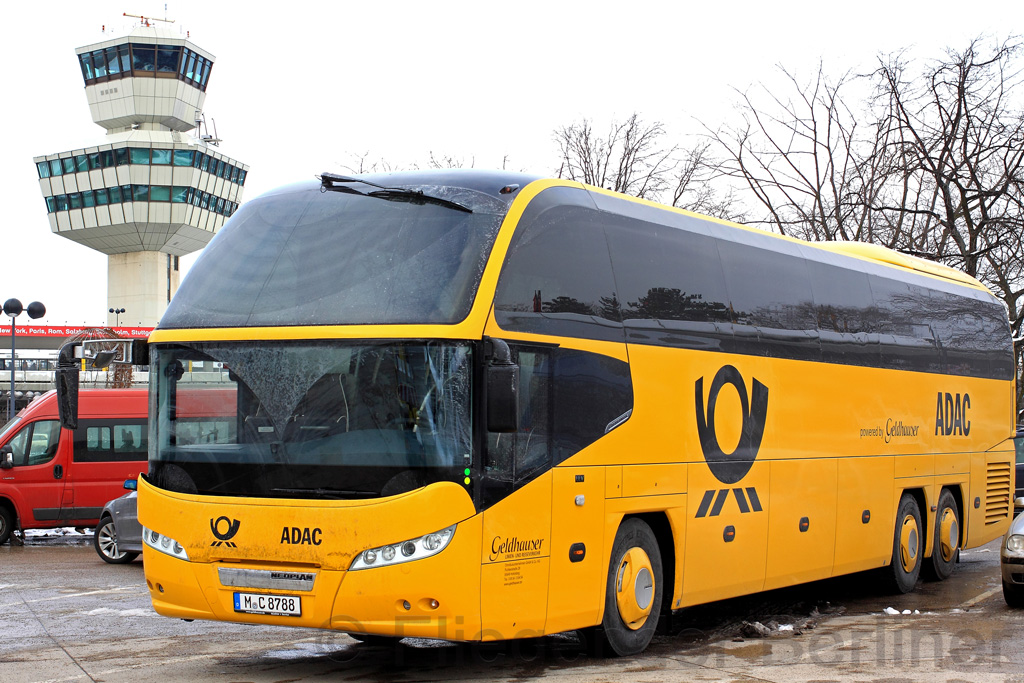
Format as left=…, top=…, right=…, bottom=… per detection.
left=0, top=531, right=1021, bottom=682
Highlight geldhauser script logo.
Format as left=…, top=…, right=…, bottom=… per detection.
left=695, top=365, right=770, bottom=486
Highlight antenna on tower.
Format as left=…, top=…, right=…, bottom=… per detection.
left=123, top=12, right=175, bottom=27
left=193, top=111, right=222, bottom=146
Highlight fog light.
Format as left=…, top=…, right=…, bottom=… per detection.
left=423, top=533, right=443, bottom=551
left=401, top=541, right=416, bottom=557
left=382, top=546, right=396, bottom=561
left=363, top=549, right=377, bottom=565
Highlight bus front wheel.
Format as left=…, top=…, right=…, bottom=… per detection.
left=886, top=492, right=923, bottom=593
left=924, top=489, right=959, bottom=581
left=597, top=518, right=663, bottom=657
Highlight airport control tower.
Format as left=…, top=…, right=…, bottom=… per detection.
left=32, top=18, right=248, bottom=327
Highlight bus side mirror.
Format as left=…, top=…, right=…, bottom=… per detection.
left=55, top=366, right=80, bottom=431
left=486, top=338, right=519, bottom=433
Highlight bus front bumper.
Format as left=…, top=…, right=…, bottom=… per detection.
left=143, top=514, right=484, bottom=640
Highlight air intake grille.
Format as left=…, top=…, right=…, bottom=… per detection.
left=986, top=461, right=1011, bottom=525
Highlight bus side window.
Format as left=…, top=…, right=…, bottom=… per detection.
left=493, top=188, right=624, bottom=344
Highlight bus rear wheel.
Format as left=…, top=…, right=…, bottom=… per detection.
left=924, top=489, right=959, bottom=581
left=886, top=493, right=923, bottom=593
left=597, top=518, right=663, bottom=657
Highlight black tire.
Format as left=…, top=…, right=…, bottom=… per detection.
left=597, top=518, right=664, bottom=657
left=1003, top=579, right=1024, bottom=608
left=886, top=493, right=923, bottom=594
left=0, top=506, right=12, bottom=546
left=924, top=489, right=960, bottom=581
left=93, top=516, right=139, bottom=564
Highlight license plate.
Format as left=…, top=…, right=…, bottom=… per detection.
left=233, top=592, right=301, bottom=617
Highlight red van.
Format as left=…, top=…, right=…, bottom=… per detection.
left=0, top=388, right=149, bottom=545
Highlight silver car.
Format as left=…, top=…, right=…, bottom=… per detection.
left=94, top=479, right=142, bottom=564
left=1002, top=497, right=1024, bottom=607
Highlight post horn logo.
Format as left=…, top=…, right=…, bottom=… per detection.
left=695, top=365, right=769, bottom=485
left=210, top=516, right=241, bottom=547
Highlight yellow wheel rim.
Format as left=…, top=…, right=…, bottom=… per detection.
left=938, top=507, right=959, bottom=562
left=899, top=513, right=919, bottom=573
left=615, top=547, right=655, bottom=630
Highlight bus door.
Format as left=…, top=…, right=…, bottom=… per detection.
left=0, top=419, right=67, bottom=525
left=479, top=343, right=554, bottom=641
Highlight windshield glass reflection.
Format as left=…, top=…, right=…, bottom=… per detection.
left=150, top=341, right=473, bottom=500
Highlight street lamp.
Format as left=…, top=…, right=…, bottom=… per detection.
left=4, top=299, right=45, bottom=419
left=109, top=307, right=125, bottom=326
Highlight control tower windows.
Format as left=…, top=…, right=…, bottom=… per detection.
left=78, top=44, right=213, bottom=91
left=45, top=186, right=239, bottom=218
left=37, top=148, right=247, bottom=187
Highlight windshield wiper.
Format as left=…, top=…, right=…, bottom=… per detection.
left=271, top=486, right=378, bottom=500
left=319, top=172, right=472, bottom=213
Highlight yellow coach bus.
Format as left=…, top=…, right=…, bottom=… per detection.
left=61, top=170, right=1015, bottom=656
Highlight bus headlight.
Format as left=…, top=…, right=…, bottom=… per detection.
left=143, top=526, right=189, bottom=561
left=349, top=525, right=456, bottom=571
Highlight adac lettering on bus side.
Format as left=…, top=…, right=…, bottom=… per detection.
left=934, top=392, right=970, bottom=436
left=280, top=527, right=322, bottom=545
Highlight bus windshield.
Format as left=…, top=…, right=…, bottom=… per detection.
left=149, top=341, right=474, bottom=500
left=160, top=181, right=509, bottom=329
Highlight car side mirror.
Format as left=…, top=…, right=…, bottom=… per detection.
left=1015, top=496, right=1024, bottom=509
left=123, top=478, right=138, bottom=491
left=486, top=338, right=519, bottom=433
left=0, top=449, right=12, bottom=470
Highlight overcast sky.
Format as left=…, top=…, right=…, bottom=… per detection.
left=2, top=1, right=1021, bottom=326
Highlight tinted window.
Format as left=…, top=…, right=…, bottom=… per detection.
left=157, top=46, right=179, bottom=72
left=74, top=421, right=147, bottom=462
left=483, top=345, right=632, bottom=507
left=717, top=237, right=819, bottom=360
left=605, top=215, right=732, bottom=350
left=803, top=253, right=879, bottom=366
left=494, top=187, right=623, bottom=342
left=131, top=44, right=156, bottom=71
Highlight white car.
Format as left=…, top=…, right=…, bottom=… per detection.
left=1002, top=497, right=1024, bottom=607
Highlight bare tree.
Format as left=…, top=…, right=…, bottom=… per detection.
left=669, top=140, right=747, bottom=222
left=706, top=38, right=1024, bottom=411
left=702, top=64, right=873, bottom=241
left=867, top=38, right=1024, bottom=409
left=555, top=113, right=677, bottom=200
